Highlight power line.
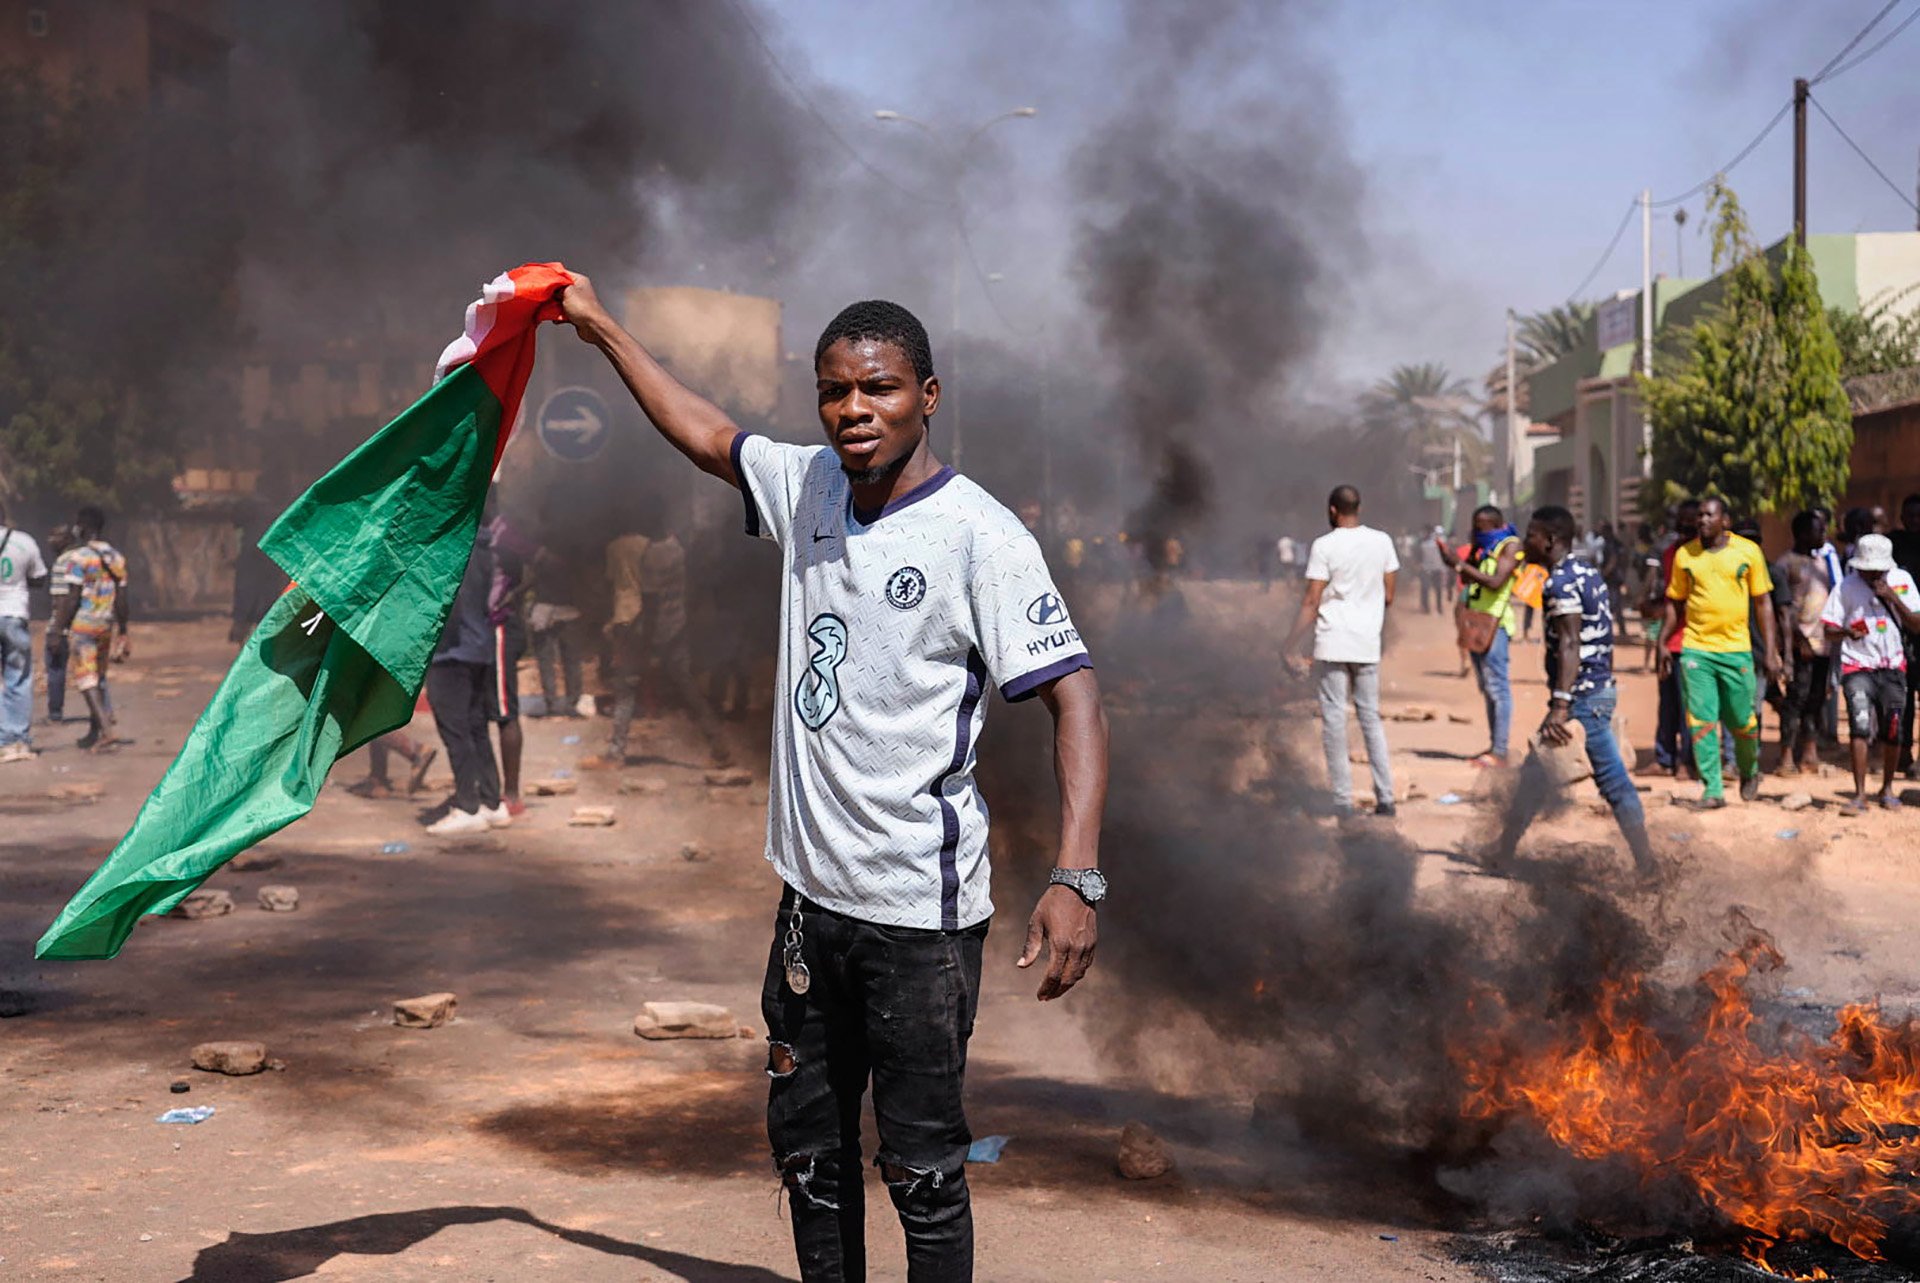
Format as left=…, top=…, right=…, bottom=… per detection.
left=1808, top=92, right=1920, bottom=216
left=1811, top=0, right=1909, bottom=82
left=954, top=214, right=1042, bottom=337
left=1821, top=2, right=1920, bottom=81
left=716, top=0, right=937, bottom=204
left=1650, top=99, right=1794, bottom=207
left=1564, top=199, right=1640, bottom=302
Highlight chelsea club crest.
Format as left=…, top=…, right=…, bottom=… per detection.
left=885, top=566, right=927, bottom=611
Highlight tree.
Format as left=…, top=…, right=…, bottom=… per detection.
left=1515, top=302, right=1594, bottom=369
left=1640, top=181, right=1850, bottom=516
left=1359, top=362, right=1490, bottom=503
left=1828, top=285, right=1920, bottom=378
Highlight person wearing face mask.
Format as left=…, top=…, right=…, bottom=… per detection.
left=1820, top=532, right=1920, bottom=813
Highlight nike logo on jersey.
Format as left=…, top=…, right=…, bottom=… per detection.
left=813, top=530, right=835, bottom=543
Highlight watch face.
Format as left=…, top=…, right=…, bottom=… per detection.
left=1079, top=869, right=1108, bottom=901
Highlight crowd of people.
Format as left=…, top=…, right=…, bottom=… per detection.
left=1285, top=484, right=1920, bottom=847
left=346, top=491, right=740, bottom=836
left=0, top=505, right=132, bottom=762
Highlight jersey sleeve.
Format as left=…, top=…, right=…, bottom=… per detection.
left=1544, top=567, right=1583, bottom=618
left=730, top=432, right=818, bottom=549
left=1304, top=536, right=1329, bottom=581
left=1746, top=544, right=1774, bottom=596
left=1382, top=534, right=1401, bottom=575
left=1665, top=549, right=1690, bottom=601
left=970, top=534, right=1091, bottom=703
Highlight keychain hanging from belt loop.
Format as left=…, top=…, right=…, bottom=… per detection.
left=783, top=900, right=811, bottom=995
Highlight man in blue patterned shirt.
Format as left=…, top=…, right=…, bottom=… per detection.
left=1525, top=505, right=1653, bottom=873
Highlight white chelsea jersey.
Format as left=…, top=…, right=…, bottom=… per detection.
left=732, top=432, right=1091, bottom=930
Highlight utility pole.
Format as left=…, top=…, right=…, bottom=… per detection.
left=1793, top=77, right=1809, bottom=247
left=1504, top=308, right=1518, bottom=507
left=1640, top=188, right=1653, bottom=376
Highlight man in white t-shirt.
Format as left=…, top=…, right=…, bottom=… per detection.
left=559, top=279, right=1106, bottom=1282
left=0, top=515, right=50, bottom=762
left=1820, top=533, right=1920, bottom=811
left=1283, top=485, right=1399, bottom=817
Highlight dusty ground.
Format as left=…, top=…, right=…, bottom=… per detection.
left=3, top=589, right=1916, bottom=1283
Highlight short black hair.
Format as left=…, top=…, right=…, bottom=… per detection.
left=1791, top=509, right=1818, bottom=540
left=1733, top=516, right=1761, bottom=539
left=1473, top=504, right=1505, bottom=525
left=1843, top=506, right=1875, bottom=540
left=814, top=300, right=935, bottom=383
left=1328, top=484, right=1360, bottom=515
left=1903, top=493, right=1920, bottom=510
left=75, top=505, right=106, bottom=536
left=1530, top=504, right=1576, bottom=547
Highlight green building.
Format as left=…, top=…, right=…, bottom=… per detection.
left=1513, top=231, right=1920, bottom=529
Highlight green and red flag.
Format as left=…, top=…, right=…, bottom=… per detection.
left=36, top=263, right=577, bottom=960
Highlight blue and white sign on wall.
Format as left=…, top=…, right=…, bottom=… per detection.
left=536, top=386, right=612, bottom=462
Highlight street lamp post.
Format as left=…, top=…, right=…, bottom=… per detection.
left=874, top=106, right=1037, bottom=473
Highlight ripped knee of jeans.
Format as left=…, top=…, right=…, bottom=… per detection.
left=766, top=1040, right=796, bottom=1079
left=876, top=1155, right=946, bottom=1197
left=776, top=1150, right=838, bottom=1210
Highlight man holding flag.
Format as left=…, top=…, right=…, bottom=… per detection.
left=558, top=277, right=1109, bottom=1283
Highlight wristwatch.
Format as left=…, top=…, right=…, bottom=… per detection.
left=1048, top=867, right=1108, bottom=905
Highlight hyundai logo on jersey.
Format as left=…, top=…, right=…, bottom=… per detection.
left=1026, top=592, right=1069, bottom=625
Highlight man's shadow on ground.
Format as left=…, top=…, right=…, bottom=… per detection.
left=179, top=1205, right=793, bottom=1283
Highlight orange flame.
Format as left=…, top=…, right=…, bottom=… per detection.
left=1456, top=933, right=1920, bottom=1271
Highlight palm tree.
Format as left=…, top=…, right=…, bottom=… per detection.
left=1359, top=362, right=1489, bottom=492
left=1515, top=302, right=1594, bottom=369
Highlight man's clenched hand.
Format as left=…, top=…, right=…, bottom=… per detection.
left=556, top=274, right=615, bottom=345
left=1017, top=883, right=1097, bottom=1002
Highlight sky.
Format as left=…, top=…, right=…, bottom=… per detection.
left=762, top=0, right=1920, bottom=393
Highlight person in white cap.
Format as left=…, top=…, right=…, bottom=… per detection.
left=1820, top=532, right=1920, bottom=812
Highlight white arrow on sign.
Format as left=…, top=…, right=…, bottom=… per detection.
left=545, top=406, right=604, bottom=446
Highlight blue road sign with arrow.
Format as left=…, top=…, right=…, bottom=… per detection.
left=536, top=386, right=611, bottom=462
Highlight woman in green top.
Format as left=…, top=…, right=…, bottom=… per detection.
left=1438, top=505, right=1522, bottom=766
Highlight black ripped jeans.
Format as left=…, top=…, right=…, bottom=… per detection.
left=762, top=887, right=987, bottom=1283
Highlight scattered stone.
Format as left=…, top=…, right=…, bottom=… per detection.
left=1389, top=706, right=1436, bottom=723
left=1529, top=721, right=1591, bottom=786
left=1780, top=792, right=1814, bottom=812
left=191, top=1040, right=268, bottom=1076
left=153, top=687, right=184, bottom=700
left=704, top=768, right=753, bottom=787
left=169, top=1081, right=190, bottom=1094
left=170, top=890, right=233, bottom=920
left=1116, top=1121, right=1174, bottom=1180
left=47, top=781, right=104, bottom=803
left=681, top=842, right=709, bottom=863
left=1447, top=713, right=1472, bottom=725
left=392, top=992, right=458, bottom=1028
left=633, top=1001, right=739, bottom=1040
left=530, top=776, right=578, bottom=796
left=266, top=1058, right=288, bottom=1072
left=568, top=806, right=617, bottom=827
left=620, top=776, right=668, bottom=795
left=737, top=1024, right=755, bottom=1039
left=257, top=885, right=300, bottom=912
left=228, top=850, right=280, bottom=872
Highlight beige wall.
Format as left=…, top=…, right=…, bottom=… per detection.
left=622, top=287, right=781, bottom=420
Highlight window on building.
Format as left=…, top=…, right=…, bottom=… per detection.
left=27, top=8, right=50, bottom=37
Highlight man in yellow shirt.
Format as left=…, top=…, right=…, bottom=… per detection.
left=1661, top=497, right=1782, bottom=807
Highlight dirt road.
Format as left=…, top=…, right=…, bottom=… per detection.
left=4, top=592, right=1916, bottom=1282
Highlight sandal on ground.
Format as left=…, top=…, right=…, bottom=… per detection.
left=347, top=777, right=395, bottom=799
left=1881, top=793, right=1904, bottom=810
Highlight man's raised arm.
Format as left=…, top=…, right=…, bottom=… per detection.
left=557, top=274, right=742, bottom=485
